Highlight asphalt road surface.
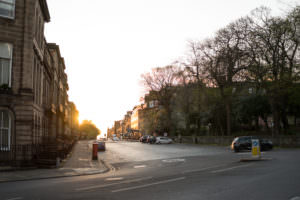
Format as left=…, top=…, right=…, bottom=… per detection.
left=1, top=141, right=300, bottom=200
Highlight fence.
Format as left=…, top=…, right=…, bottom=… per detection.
left=0, top=142, right=76, bottom=167
left=0, top=145, right=37, bottom=167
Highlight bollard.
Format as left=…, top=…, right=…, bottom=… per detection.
left=251, top=139, right=261, bottom=159
left=92, top=143, right=98, bottom=160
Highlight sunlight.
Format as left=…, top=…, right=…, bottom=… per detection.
left=78, top=116, right=84, bottom=125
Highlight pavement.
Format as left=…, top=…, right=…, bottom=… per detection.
left=0, top=140, right=109, bottom=183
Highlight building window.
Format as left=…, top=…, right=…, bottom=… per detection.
left=0, top=43, right=13, bottom=87
left=0, top=0, right=15, bottom=19
left=249, top=88, right=253, bottom=94
left=149, top=101, right=154, bottom=108
left=0, top=110, right=11, bottom=151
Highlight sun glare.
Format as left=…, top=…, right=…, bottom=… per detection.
left=78, top=115, right=84, bottom=125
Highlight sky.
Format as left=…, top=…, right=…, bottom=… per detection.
left=45, top=0, right=298, bottom=134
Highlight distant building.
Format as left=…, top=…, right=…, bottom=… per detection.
left=114, top=120, right=121, bottom=138
left=107, top=127, right=114, bottom=138
left=131, top=105, right=141, bottom=131
left=123, top=111, right=132, bottom=133
left=69, top=102, right=79, bottom=138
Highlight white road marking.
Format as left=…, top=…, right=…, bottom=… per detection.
left=182, top=164, right=228, bottom=174
left=111, top=176, right=186, bottom=193
left=76, top=176, right=153, bottom=191
left=162, top=159, right=185, bottom=163
left=211, top=164, right=252, bottom=173
left=6, top=197, right=23, bottom=200
left=78, top=158, right=89, bottom=161
left=106, top=177, right=124, bottom=181
left=237, top=152, right=265, bottom=155
left=290, top=197, right=300, bottom=200
left=134, top=165, right=146, bottom=168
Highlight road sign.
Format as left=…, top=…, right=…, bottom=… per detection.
left=252, top=139, right=261, bottom=158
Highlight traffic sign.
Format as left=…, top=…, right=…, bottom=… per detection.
left=252, top=139, right=261, bottom=158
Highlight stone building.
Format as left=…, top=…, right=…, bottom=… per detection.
left=114, top=120, right=121, bottom=138
left=107, top=127, right=114, bottom=139
left=69, top=102, right=79, bottom=139
left=0, top=0, right=78, bottom=166
left=123, top=111, right=132, bottom=134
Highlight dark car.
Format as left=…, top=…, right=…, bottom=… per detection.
left=147, top=136, right=156, bottom=144
left=231, top=136, right=273, bottom=152
left=259, top=139, right=273, bottom=151
left=140, top=135, right=149, bottom=143
left=97, top=141, right=106, bottom=151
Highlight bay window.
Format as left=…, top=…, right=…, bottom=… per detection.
left=0, top=42, right=12, bottom=87
left=0, top=0, right=15, bottom=19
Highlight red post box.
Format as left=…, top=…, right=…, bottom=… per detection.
left=92, top=142, right=98, bottom=160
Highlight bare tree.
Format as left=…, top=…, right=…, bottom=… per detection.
left=141, top=65, right=181, bottom=133
left=197, top=18, right=252, bottom=135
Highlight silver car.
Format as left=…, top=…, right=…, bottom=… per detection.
left=156, top=136, right=172, bottom=144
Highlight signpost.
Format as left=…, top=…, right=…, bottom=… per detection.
left=251, top=139, right=261, bottom=158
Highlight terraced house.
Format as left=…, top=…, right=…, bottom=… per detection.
left=0, top=0, right=79, bottom=167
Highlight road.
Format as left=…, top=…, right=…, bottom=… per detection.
left=1, top=141, right=300, bottom=200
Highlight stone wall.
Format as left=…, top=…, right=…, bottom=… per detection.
left=172, top=135, right=300, bottom=147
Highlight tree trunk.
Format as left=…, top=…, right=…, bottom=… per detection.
left=273, top=110, right=280, bottom=136
left=185, top=116, right=190, bottom=136
left=263, top=117, right=270, bottom=132
left=281, top=110, right=289, bottom=132
left=269, top=97, right=280, bottom=136
left=226, top=103, right=231, bottom=136
left=166, top=106, right=172, bottom=134
left=255, top=117, right=259, bottom=131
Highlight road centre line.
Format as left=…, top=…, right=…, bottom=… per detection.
left=6, top=197, right=23, bottom=200
left=182, top=164, right=228, bottom=174
left=211, top=164, right=252, bottom=173
left=111, top=177, right=186, bottom=193
left=106, top=177, right=124, bottom=181
left=162, top=159, right=185, bottom=163
left=134, top=165, right=146, bottom=168
left=75, top=176, right=153, bottom=191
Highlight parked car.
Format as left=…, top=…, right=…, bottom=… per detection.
left=97, top=141, right=106, bottom=151
left=156, top=136, right=172, bottom=144
left=231, top=136, right=273, bottom=152
left=147, top=136, right=156, bottom=144
left=112, top=137, right=120, bottom=141
left=140, top=135, right=149, bottom=143
left=259, top=139, right=273, bottom=151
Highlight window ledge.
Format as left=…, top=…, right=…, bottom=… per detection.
left=0, top=14, right=14, bottom=20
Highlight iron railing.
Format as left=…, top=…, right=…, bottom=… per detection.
left=0, top=141, right=76, bottom=167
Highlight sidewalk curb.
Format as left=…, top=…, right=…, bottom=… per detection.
left=0, top=169, right=109, bottom=184
left=0, top=159, right=110, bottom=184
left=99, top=159, right=116, bottom=172
left=239, top=157, right=273, bottom=162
